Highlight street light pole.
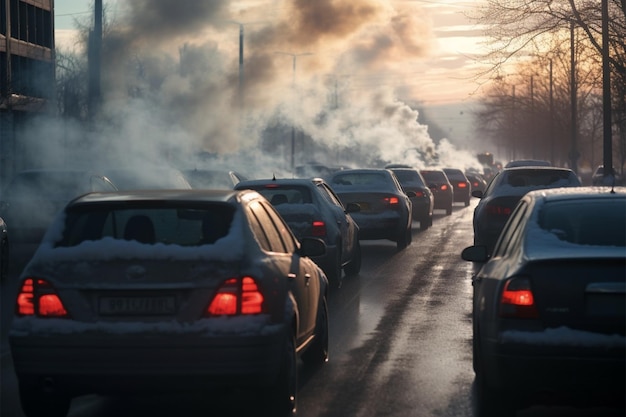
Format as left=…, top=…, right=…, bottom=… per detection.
left=274, top=52, right=313, bottom=172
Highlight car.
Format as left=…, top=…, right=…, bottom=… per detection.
left=461, top=187, right=626, bottom=416
left=420, top=169, right=454, bottom=215
left=0, top=216, right=8, bottom=282
left=101, top=166, right=192, bottom=190
left=443, top=168, right=471, bottom=207
left=591, top=164, right=623, bottom=186
left=504, top=159, right=551, bottom=168
left=472, top=166, right=582, bottom=255
left=328, top=168, right=413, bottom=250
left=388, top=167, right=434, bottom=230
left=0, top=169, right=118, bottom=270
left=182, top=168, right=248, bottom=189
left=9, top=189, right=329, bottom=417
left=465, top=172, right=487, bottom=194
left=234, top=177, right=361, bottom=287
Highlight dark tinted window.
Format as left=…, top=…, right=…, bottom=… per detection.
left=420, top=170, right=446, bottom=183
left=58, top=204, right=234, bottom=247
left=331, top=172, right=390, bottom=187
left=504, top=170, right=580, bottom=187
left=392, top=170, right=426, bottom=187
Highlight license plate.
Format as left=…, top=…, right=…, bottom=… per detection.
left=586, top=294, right=625, bottom=316
left=99, top=296, right=176, bottom=315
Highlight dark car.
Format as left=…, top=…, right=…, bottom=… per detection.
left=182, top=168, right=248, bottom=189
left=420, top=169, right=454, bottom=215
left=465, top=172, right=487, bottom=194
left=0, top=169, right=118, bottom=269
left=472, top=166, right=582, bottom=255
left=0, top=216, right=7, bottom=282
left=504, top=159, right=551, bottom=168
left=235, top=177, right=361, bottom=286
left=388, top=167, right=434, bottom=230
left=9, top=189, right=329, bottom=417
left=443, top=168, right=471, bottom=207
left=328, top=169, right=413, bottom=250
left=462, top=187, right=626, bottom=416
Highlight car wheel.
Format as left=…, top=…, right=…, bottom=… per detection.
left=446, top=204, right=452, bottom=215
left=326, top=246, right=343, bottom=288
left=396, top=227, right=410, bottom=250
left=474, top=373, right=516, bottom=417
left=301, top=296, right=329, bottom=367
left=464, top=198, right=470, bottom=207
left=265, top=332, right=297, bottom=417
left=344, top=241, right=361, bottom=276
left=419, top=216, right=430, bottom=230
left=19, top=385, right=71, bottom=417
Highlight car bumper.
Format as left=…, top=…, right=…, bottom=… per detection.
left=410, top=199, right=431, bottom=220
left=10, top=320, right=287, bottom=395
left=481, top=339, right=626, bottom=400
left=350, top=213, right=404, bottom=240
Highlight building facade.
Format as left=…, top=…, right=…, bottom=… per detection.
left=1, top=0, right=55, bottom=190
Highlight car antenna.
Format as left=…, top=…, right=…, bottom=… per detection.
left=272, top=173, right=276, bottom=181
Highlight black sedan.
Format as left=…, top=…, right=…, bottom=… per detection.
left=328, top=168, right=413, bottom=250
left=388, top=167, right=434, bottom=230
left=462, top=187, right=625, bottom=416
left=472, top=166, right=582, bottom=255
left=9, top=189, right=329, bottom=417
left=420, top=169, right=454, bottom=215
left=235, top=177, right=361, bottom=287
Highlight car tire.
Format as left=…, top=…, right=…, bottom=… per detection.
left=396, top=227, right=410, bottom=250
left=301, top=297, right=329, bottom=367
left=419, top=215, right=430, bottom=230
left=344, top=241, right=361, bottom=276
left=474, top=373, right=516, bottom=417
left=464, top=198, right=470, bottom=207
left=19, top=385, right=71, bottom=417
left=265, top=332, right=297, bottom=417
left=326, top=246, right=343, bottom=288
left=446, top=204, right=452, bottom=215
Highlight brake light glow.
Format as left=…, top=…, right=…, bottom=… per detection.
left=312, top=220, right=327, bottom=237
left=457, top=182, right=467, bottom=188
left=414, top=191, right=424, bottom=198
left=207, top=277, right=264, bottom=316
left=486, top=205, right=512, bottom=215
left=16, top=278, right=68, bottom=317
left=499, top=277, right=539, bottom=318
left=383, top=197, right=400, bottom=205
left=440, top=184, right=449, bottom=191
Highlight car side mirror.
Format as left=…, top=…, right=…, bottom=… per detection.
left=461, top=245, right=489, bottom=263
left=299, top=237, right=326, bottom=258
left=472, top=190, right=483, bottom=199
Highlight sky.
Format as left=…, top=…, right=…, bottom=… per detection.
left=48, top=0, right=494, bottom=174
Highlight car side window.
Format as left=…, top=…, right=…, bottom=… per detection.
left=260, top=201, right=297, bottom=253
left=318, top=183, right=344, bottom=208
left=248, top=201, right=286, bottom=253
left=493, top=201, right=529, bottom=257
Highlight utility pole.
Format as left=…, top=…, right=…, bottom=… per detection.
left=601, top=0, right=614, bottom=184
left=88, top=0, right=102, bottom=119
left=569, top=20, right=579, bottom=174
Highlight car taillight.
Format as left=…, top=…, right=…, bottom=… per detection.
left=206, top=277, right=264, bottom=316
left=485, top=204, right=512, bottom=215
left=440, top=184, right=449, bottom=191
left=312, top=220, right=327, bottom=237
left=383, top=196, right=400, bottom=205
left=414, top=191, right=424, bottom=198
left=457, top=182, right=467, bottom=188
left=16, top=278, right=69, bottom=318
left=499, top=277, right=538, bottom=319
left=472, top=181, right=480, bottom=188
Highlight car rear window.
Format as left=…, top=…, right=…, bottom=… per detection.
left=243, top=185, right=312, bottom=205
left=57, top=204, right=235, bottom=247
left=505, top=170, right=580, bottom=187
left=420, top=171, right=446, bottom=182
left=331, top=173, right=390, bottom=187
left=538, top=200, right=626, bottom=247
left=392, top=170, right=425, bottom=186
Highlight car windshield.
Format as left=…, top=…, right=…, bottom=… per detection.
left=538, top=199, right=626, bottom=247
left=504, top=170, right=578, bottom=187
left=392, top=170, right=425, bottom=187
left=331, top=173, right=390, bottom=187
left=57, top=204, right=235, bottom=247
left=245, top=185, right=313, bottom=205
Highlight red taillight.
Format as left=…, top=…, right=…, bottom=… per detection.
left=486, top=205, right=512, bottom=215
left=16, top=278, right=69, bottom=318
left=414, top=191, right=424, bottom=198
left=499, top=277, right=539, bottom=319
left=457, top=182, right=467, bottom=188
left=472, top=181, right=479, bottom=187
left=312, top=220, right=327, bottom=237
left=207, top=277, right=264, bottom=316
left=383, top=196, right=400, bottom=205
left=440, top=184, right=449, bottom=191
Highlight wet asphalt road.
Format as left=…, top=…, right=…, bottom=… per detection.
left=1, top=200, right=623, bottom=417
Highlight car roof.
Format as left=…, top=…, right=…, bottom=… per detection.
left=505, top=159, right=551, bottom=168
left=500, top=166, right=574, bottom=174
left=236, top=177, right=324, bottom=187
left=525, top=186, right=626, bottom=201
left=67, top=189, right=252, bottom=206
